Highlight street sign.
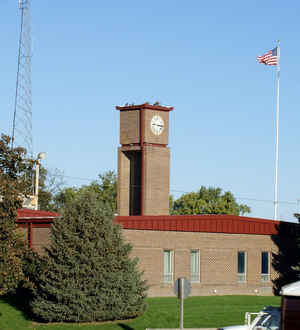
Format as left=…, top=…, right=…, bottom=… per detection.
left=174, top=277, right=191, bottom=299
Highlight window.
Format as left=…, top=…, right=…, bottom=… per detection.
left=237, top=251, right=246, bottom=282
left=261, top=251, right=270, bottom=282
left=190, top=250, right=200, bottom=283
left=163, top=250, right=174, bottom=283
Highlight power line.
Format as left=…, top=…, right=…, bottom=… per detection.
left=236, top=197, right=298, bottom=206
left=63, top=175, right=97, bottom=182
left=54, top=173, right=300, bottom=206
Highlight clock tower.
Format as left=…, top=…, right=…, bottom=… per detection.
left=116, top=103, right=173, bottom=216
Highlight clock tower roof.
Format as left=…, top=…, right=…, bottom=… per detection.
left=116, top=103, right=173, bottom=112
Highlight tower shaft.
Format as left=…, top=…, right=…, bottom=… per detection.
left=116, top=103, right=173, bottom=216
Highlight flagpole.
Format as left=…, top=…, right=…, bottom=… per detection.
left=274, top=40, right=280, bottom=220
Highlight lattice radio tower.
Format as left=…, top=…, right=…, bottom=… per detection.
left=11, top=0, right=33, bottom=157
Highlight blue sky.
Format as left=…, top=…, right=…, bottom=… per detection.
left=1, top=1, right=300, bottom=221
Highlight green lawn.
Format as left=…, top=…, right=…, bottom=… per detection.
left=0, top=295, right=281, bottom=330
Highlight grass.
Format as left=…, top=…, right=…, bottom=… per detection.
left=0, top=295, right=281, bottom=330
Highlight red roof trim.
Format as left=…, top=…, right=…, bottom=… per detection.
left=17, top=208, right=60, bottom=219
left=115, top=214, right=289, bottom=236
left=16, top=219, right=53, bottom=224
left=116, top=103, right=174, bottom=112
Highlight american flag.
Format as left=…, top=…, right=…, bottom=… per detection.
left=257, top=47, right=278, bottom=66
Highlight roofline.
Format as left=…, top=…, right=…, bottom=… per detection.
left=115, top=214, right=296, bottom=236
left=116, top=214, right=281, bottom=224
left=116, top=103, right=174, bottom=112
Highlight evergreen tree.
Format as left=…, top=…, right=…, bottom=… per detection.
left=31, top=190, right=147, bottom=322
left=0, top=134, right=33, bottom=295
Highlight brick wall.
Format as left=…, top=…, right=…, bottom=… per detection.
left=120, top=110, right=140, bottom=145
left=118, top=148, right=130, bottom=215
left=118, top=145, right=170, bottom=216
left=123, top=229, right=278, bottom=297
left=144, top=145, right=170, bottom=215
left=119, top=108, right=170, bottom=146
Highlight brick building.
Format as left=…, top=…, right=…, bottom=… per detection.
left=114, top=103, right=299, bottom=297
left=115, top=214, right=286, bottom=297
left=16, top=208, right=296, bottom=297
left=16, top=102, right=299, bottom=297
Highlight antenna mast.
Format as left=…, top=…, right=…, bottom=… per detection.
left=12, top=0, right=33, bottom=156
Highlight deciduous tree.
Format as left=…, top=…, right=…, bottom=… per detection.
left=38, top=166, right=65, bottom=211
left=53, top=171, right=117, bottom=213
left=171, top=186, right=251, bottom=216
left=271, top=219, right=300, bottom=295
left=0, top=134, right=33, bottom=295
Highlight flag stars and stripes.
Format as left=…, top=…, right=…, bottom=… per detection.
left=257, top=47, right=278, bottom=66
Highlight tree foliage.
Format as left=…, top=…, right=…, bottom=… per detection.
left=38, top=166, right=65, bottom=211
left=0, top=134, right=33, bottom=295
left=31, top=189, right=147, bottom=322
left=53, top=171, right=117, bottom=213
left=171, top=186, right=251, bottom=216
left=271, top=213, right=300, bottom=295
left=271, top=220, right=300, bottom=295
left=294, top=213, right=300, bottom=223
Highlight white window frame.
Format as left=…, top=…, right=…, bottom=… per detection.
left=163, top=250, right=174, bottom=283
left=237, top=251, right=246, bottom=283
left=261, top=251, right=270, bottom=282
left=190, top=249, right=200, bottom=283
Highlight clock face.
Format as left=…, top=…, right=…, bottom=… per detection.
left=150, top=115, right=164, bottom=136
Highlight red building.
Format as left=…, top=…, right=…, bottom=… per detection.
left=18, top=209, right=299, bottom=297
left=16, top=208, right=60, bottom=254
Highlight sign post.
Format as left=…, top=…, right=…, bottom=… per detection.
left=180, top=278, right=184, bottom=330
left=174, top=277, right=191, bottom=330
